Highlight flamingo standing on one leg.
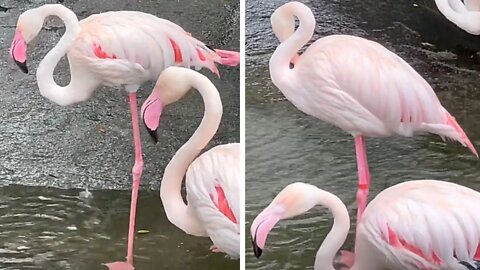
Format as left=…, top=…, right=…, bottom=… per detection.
left=142, top=66, right=239, bottom=258
left=268, top=1, right=478, bottom=252
left=251, top=180, right=480, bottom=270
left=435, top=0, right=480, bottom=35
left=8, top=4, right=239, bottom=269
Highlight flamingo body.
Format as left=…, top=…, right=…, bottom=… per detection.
left=186, top=143, right=240, bottom=258
left=251, top=180, right=480, bottom=270
left=9, top=5, right=238, bottom=106
left=69, top=11, right=225, bottom=90
left=357, top=180, right=480, bottom=270
left=272, top=29, right=476, bottom=152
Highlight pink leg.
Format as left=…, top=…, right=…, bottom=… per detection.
left=104, top=94, right=141, bottom=269
left=354, top=135, right=370, bottom=252
left=126, top=93, right=144, bottom=264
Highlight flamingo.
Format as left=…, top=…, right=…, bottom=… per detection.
left=268, top=1, right=478, bottom=249
left=144, top=66, right=239, bottom=258
left=8, top=4, right=239, bottom=269
left=435, top=0, right=480, bottom=35
left=250, top=180, right=480, bottom=270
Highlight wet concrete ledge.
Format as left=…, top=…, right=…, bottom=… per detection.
left=0, top=0, right=240, bottom=190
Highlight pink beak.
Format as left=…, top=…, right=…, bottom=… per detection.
left=10, top=31, right=28, bottom=74
left=140, top=90, right=163, bottom=143
left=250, top=203, right=283, bottom=258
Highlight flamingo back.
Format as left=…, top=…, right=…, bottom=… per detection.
left=185, top=143, right=240, bottom=258
left=294, top=35, right=456, bottom=137
left=359, top=180, right=480, bottom=269
left=67, top=11, right=222, bottom=87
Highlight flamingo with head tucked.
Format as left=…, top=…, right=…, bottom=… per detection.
left=251, top=180, right=480, bottom=270
left=9, top=4, right=239, bottom=269
left=268, top=1, right=478, bottom=252
left=144, top=66, right=239, bottom=258
left=435, top=0, right=480, bottom=35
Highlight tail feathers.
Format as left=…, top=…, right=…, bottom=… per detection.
left=193, top=48, right=238, bottom=78
left=423, top=112, right=478, bottom=157
left=214, top=49, right=240, bottom=67
left=189, top=45, right=221, bottom=77
left=445, top=112, right=478, bottom=157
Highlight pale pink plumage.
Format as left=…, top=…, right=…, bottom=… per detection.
left=269, top=2, right=478, bottom=251
left=358, top=180, right=480, bottom=269
left=185, top=143, right=240, bottom=258
left=9, top=4, right=239, bottom=269
left=270, top=3, right=477, bottom=152
left=70, top=10, right=231, bottom=85
left=286, top=34, right=476, bottom=150
left=251, top=181, right=480, bottom=270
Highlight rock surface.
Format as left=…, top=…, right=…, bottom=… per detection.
left=0, top=0, right=240, bottom=190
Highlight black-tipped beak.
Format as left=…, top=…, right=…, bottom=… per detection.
left=14, top=59, right=28, bottom=74
left=145, top=126, right=158, bottom=143
left=251, top=235, right=263, bottom=258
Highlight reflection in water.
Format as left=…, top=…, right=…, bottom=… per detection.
left=246, top=0, right=480, bottom=269
left=0, top=186, right=239, bottom=269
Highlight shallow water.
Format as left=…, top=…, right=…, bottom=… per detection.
left=245, top=0, right=480, bottom=269
left=0, top=186, right=239, bottom=269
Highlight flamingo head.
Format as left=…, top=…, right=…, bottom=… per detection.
left=141, top=67, right=199, bottom=143
left=9, top=8, right=44, bottom=74
left=250, top=182, right=319, bottom=258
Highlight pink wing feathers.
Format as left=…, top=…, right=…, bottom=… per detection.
left=185, top=143, right=240, bottom=258
left=294, top=35, right=477, bottom=155
left=360, top=180, right=480, bottom=269
left=67, top=11, right=236, bottom=87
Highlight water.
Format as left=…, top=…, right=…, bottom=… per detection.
left=245, top=0, right=480, bottom=269
left=0, top=186, right=239, bottom=269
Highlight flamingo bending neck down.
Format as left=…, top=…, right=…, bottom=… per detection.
left=9, top=4, right=239, bottom=268
left=251, top=180, right=480, bottom=270
left=145, top=66, right=240, bottom=258
left=269, top=1, right=478, bottom=251
left=435, top=0, right=480, bottom=35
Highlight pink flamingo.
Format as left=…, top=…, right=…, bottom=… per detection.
left=145, top=67, right=239, bottom=258
left=8, top=4, right=239, bottom=269
left=251, top=180, right=480, bottom=270
left=435, top=0, right=480, bottom=35
left=269, top=0, right=478, bottom=249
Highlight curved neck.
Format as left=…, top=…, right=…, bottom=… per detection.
left=160, top=74, right=223, bottom=236
left=35, top=5, right=97, bottom=106
left=269, top=2, right=315, bottom=83
left=313, top=189, right=350, bottom=270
